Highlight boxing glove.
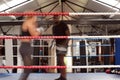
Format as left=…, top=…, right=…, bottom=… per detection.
left=36, top=27, right=44, bottom=34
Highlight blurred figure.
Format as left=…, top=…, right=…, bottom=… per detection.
left=19, top=11, right=41, bottom=80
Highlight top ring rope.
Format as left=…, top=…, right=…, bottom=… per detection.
left=1, top=12, right=120, bottom=16
left=0, top=12, right=69, bottom=16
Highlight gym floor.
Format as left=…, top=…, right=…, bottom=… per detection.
left=0, top=73, right=120, bottom=80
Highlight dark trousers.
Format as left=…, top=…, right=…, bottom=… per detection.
left=19, top=42, right=33, bottom=80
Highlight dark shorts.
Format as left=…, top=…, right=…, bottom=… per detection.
left=56, top=44, right=67, bottom=54
left=19, top=42, right=33, bottom=57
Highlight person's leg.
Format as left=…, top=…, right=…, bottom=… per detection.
left=20, top=54, right=32, bottom=80
left=19, top=43, right=33, bottom=80
left=55, top=53, right=66, bottom=80
left=58, top=54, right=66, bottom=78
left=55, top=45, right=67, bottom=80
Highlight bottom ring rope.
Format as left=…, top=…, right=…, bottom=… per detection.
left=0, top=65, right=120, bottom=69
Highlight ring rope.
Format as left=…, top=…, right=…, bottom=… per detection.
left=0, top=66, right=66, bottom=69
left=69, top=35, right=120, bottom=39
left=34, top=55, right=114, bottom=57
left=0, top=35, right=120, bottom=39
left=0, top=36, right=68, bottom=39
left=70, top=65, right=120, bottom=69
left=1, top=12, right=120, bottom=16
left=69, top=12, right=120, bottom=16
left=66, top=54, right=114, bottom=57
left=0, top=54, right=114, bottom=58
left=0, top=12, right=69, bottom=16
left=0, top=65, right=120, bottom=69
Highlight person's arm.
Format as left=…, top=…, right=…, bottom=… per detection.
left=28, top=23, right=41, bottom=36
left=64, top=25, right=70, bottom=45
left=62, top=21, right=70, bottom=36
left=65, top=28, right=70, bottom=36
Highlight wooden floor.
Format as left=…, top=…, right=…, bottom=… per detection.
left=0, top=73, right=120, bottom=80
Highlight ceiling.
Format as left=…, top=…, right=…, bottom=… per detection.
left=0, top=0, right=120, bottom=36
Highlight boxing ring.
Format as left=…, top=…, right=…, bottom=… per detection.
left=0, top=35, right=119, bottom=80
left=0, top=12, right=120, bottom=80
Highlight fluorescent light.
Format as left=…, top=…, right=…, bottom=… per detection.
left=0, top=0, right=33, bottom=12
left=0, top=4, right=9, bottom=11
left=6, top=0, right=33, bottom=12
left=93, top=0, right=120, bottom=11
left=7, top=0, right=27, bottom=7
left=96, top=0, right=118, bottom=6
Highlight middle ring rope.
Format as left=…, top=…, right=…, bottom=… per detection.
left=0, top=35, right=120, bottom=39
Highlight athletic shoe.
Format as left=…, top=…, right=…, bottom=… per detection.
left=55, top=76, right=66, bottom=80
